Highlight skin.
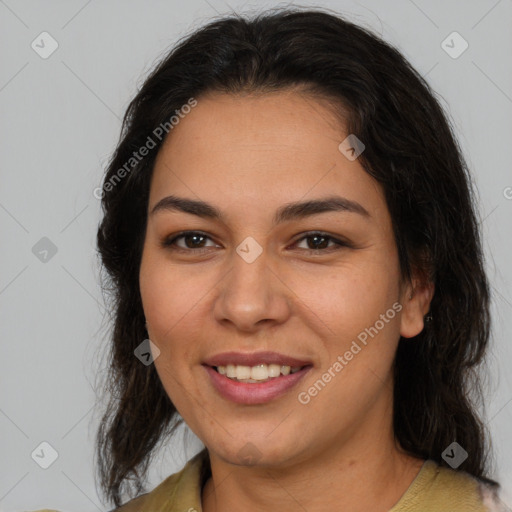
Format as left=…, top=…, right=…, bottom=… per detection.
left=139, top=88, right=434, bottom=512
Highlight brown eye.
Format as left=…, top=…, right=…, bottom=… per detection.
left=161, top=231, right=218, bottom=253
left=292, top=232, right=349, bottom=253
left=161, top=230, right=350, bottom=255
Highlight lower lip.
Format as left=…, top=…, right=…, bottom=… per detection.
left=203, top=365, right=312, bottom=404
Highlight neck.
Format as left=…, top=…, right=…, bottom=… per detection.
left=201, top=421, right=424, bottom=512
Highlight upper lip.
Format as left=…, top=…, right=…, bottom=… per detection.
left=203, top=351, right=312, bottom=368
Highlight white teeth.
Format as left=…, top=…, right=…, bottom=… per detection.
left=235, top=365, right=251, bottom=380
left=251, top=364, right=268, bottom=380
left=215, top=363, right=303, bottom=381
left=267, top=364, right=281, bottom=377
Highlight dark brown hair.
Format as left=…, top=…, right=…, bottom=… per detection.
left=94, top=7, right=497, bottom=508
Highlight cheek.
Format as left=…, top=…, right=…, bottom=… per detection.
left=139, top=252, right=213, bottom=391
left=295, top=260, right=399, bottom=333
left=300, top=273, right=401, bottom=413
left=140, top=253, right=202, bottom=340
left=302, top=267, right=402, bottom=390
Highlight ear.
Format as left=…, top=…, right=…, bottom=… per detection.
left=399, top=276, right=435, bottom=339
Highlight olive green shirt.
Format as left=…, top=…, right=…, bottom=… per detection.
left=34, top=449, right=509, bottom=512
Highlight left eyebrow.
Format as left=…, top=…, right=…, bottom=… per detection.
left=273, top=196, right=371, bottom=224
left=149, top=194, right=371, bottom=225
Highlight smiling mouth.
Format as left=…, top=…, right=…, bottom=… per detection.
left=213, top=363, right=308, bottom=383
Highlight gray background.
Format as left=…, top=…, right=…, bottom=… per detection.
left=0, top=0, right=511, bottom=510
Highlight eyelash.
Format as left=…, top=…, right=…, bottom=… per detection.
left=161, top=230, right=351, bottom=255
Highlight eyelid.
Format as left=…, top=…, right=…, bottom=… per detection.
left=290, top=230, right=351, bottom=247
left=161, top=230, right=219, bottom=250
left=161, top=230, right=352, bottom=253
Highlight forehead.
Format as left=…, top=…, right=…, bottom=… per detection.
left=149, top=90, right=388, bottom=225
left=163, top=89, right=345, bottom=151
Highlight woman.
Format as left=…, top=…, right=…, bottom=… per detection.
left=37, top=7, right=508, bottom=512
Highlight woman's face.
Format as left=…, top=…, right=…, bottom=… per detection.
left=139, top=89, right=427, bottom=467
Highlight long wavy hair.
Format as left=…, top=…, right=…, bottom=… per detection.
left=94, top=7, right=498, bottom=508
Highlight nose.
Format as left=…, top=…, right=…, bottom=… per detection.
left=213, top=248, right=292, bottom=333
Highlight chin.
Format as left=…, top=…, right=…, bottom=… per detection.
left=209, top=437, right=303, bottom=468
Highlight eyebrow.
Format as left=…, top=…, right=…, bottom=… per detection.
left=150, top=194, right=371, bottom=225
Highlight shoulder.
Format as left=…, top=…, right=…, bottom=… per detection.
left=29, top=450, right=209, bottom=512
left=478, top=481, right=511, bottom=512
left=392, top=460, right=510, bottom=512
left=433, top=464, right=509, bottom=511
left=113, top=448, right=209, bottom=512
